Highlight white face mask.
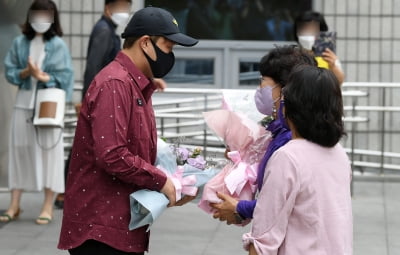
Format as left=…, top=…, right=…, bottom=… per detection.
left=30, top=22, right=52, bottom=33
left=298, top=35, right=316, bottom=50
left=111, top=12, right=130, bottom=26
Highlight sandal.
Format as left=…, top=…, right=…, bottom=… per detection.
left=0, top=208, right=21, bottom=223
left=36, top=215, right=52, bottom=225
left=54, top=193, right=64, bottom=209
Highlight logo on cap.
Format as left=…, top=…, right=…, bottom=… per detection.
left=172, top=18, right=178, bottom=27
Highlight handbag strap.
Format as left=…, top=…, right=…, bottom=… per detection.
left=35, top=127, right=63, bottom=151
left=31, top=80, right=40, bottom=123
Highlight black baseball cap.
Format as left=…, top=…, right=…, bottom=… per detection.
left=121, top=7, right=198, bottom=47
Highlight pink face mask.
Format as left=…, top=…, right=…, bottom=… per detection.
left=254, top=85, right=279, bottom=116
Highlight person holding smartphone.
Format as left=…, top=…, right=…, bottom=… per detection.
left=294, top=11, right=345, bottom=85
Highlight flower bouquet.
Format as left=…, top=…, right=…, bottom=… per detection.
left=129, top=139, right=220, bottom=231
left=198, top=107, right=271, bottom=216
left=220, top=89, right=264, bottom=123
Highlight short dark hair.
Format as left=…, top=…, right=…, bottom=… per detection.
left=105, top=0, right=132, bottom=5
left=123, top=37, right=139, bottom=49
left=283, top=65, right=345, bottom=147
left=293, top=11, right=329, bottom=42
left=122, top=35, right=160, bottom=49
left=259, top=45, right=317, bottom=87
left=22, top=0, right=63, bottom=41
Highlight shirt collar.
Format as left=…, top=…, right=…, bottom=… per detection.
left=115, top=51, right=153, bottom=92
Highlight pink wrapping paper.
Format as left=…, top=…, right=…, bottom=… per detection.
left=199, top=109, right=272, bottom=214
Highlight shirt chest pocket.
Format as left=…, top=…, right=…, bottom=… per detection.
left=131, top=107, right=151, bottom=140
left=128, top=102, right=156, bottom=156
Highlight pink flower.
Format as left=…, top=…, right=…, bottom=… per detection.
left=176, top=147, right=190, bottom=165
left=187, top=156, right=206, bottom=170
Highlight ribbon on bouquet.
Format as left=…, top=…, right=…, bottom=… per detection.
left=129, top=166, right=198, bottom=232
left=224, top=151, right=258, bottom=196
left=157, top=165, right=198, bottom=201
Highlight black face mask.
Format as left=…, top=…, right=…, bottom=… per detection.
left=143, top=39, right=175, bottom=78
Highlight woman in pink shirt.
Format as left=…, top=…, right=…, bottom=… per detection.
left=243, top=65, right=353, bottom=255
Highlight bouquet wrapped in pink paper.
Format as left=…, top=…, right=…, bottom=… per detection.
left=198, top=109, right=271, bottom=214
left=129, top=139, right=219, bottom=231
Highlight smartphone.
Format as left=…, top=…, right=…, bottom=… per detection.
left=313, top=31, right=337, bottom=56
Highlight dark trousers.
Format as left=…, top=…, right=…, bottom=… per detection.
left=69, top=240, right=144, bottom=255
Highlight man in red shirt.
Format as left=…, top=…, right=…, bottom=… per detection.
left=58, top=7, right=198, bottom=255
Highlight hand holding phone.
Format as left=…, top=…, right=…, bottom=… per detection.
left=313, top=31, right=337, bottom=56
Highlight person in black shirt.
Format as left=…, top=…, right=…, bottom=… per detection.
left=82, top=0, right=132, bottom=99
left=55, top=0, right=131, bottom=209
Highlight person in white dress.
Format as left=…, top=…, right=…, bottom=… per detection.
left=1, top=0, right=73, bottom=225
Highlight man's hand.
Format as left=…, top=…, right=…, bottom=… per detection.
left=160, top=177, right=176, bottom=207
left=28, top=57, right=50, bottom=83
left=152, top=78, right=167, bottom=92
left=210, top=192, right=240, bottom=225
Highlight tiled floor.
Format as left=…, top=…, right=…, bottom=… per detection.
left=0, top=181, right=399, bottom=255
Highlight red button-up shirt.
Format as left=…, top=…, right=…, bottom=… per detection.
left=58, top=52, right=167, bottom=253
